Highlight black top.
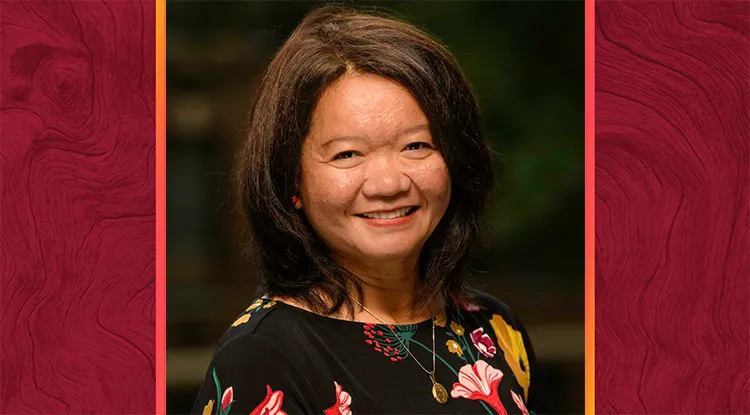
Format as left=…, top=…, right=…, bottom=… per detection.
left=192, top=290, right=536, bottom=415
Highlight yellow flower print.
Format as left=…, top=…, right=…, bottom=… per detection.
left=446, top=339, right=463, bottom=356
left=262, top=300, right=277, bottom=309
left=202, top=399, right=214, bottom=415
left=245, top=298, right=263, bottom=312
left=232, top=313, right=251, bottom=327
left=450, top=321, right=464, bottom=336
left=434, top=310, right=447, bottom=327
left=490, top=314, right=530, bottom=400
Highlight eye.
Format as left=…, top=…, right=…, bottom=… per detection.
left=333, top=151, right=359, bottom=160
left=329, top=150, right=365, bottom=168
left=404, top=142, right=433, bottom=151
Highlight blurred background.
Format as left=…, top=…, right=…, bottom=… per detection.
left=167, top=1, right=583, bottom=414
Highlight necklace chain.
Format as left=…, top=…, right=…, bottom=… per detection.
left=347, top=296, right=436, bottom=377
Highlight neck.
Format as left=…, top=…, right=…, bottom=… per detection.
left=333, top=253, right=442, bottom=325
left=272, top=255, right=445, bottom=325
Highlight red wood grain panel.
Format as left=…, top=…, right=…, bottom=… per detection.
left=595, top=1, right=749, bottom=413
left=0, top=1, right=155, bottom=413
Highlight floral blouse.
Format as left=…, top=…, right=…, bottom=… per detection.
left=192, top=290, right=536, bottom=415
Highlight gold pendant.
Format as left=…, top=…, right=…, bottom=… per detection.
left=432, top=382, right=449, bottom=404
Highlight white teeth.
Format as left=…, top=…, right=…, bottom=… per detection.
left=362, top=207, right=412, bottom=219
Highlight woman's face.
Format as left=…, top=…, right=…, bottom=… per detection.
left=299, top=73, right=451, bottom=265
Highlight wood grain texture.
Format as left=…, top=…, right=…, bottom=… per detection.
left=595, top=1, right=749, bottom=413
left=0, top=1, right=155, bottom=413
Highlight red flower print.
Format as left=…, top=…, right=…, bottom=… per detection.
left=211, top=369, right=235, bottom=415
left=221, top=386, right=234, bottom=412
left=511, top=390, right=529, bottom=415
left=249, top=385, right=288, bottom=415
left=450, top=360, right=507, bottom=415
left=324, top=381, right=353, bottom=415
left=362, top=323, right=416, bottom=361
left=470, top=328, right=497, bottom=358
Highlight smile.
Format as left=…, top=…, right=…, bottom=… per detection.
left=356, top=206, right=419, bottom=220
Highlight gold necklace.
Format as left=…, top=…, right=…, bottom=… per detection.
left=348, top=296, right=449, bottom=404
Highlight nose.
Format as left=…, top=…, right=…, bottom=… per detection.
left=361, top=156, right=411, bottom=198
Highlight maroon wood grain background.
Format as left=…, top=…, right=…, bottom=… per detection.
left=596, top=1, right=749, bottom=413
left=1, top=1, right=155, bottom=413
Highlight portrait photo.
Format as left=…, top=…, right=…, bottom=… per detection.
left=166, top=2, right=584, bottom=414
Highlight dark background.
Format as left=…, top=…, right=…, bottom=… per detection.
left=167, top=2, right=583, bottom=414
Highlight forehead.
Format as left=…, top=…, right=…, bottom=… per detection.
left=307, top=73, right=429, bottom=144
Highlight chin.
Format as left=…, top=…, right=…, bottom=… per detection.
left=355, top=245, right=421, bottom=262
left=364, top=252, right=411, bottom=261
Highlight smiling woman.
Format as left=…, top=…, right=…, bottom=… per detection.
left=300, top=74, right=452, bottom=277
left=192, top=4, right=536, bottom=415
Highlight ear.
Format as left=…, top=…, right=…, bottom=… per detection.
left=292, top=195, right=303, bottom=209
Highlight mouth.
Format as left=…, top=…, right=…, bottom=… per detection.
left=355, top=206, right=419, bottom=220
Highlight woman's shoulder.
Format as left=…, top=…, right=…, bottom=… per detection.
left=452, top=288, right=534, bottom=356
left=460, top=288, right=526, bottom=328
left=193, top=298, right=323, bottom=415
left=455, top=290, right=535, bottom=366
left=455, top=287, right=537, bottom=408
left=211, top=297, right=308, bottom=359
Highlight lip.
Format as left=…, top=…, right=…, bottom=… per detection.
left=355, top=206, right=419, bottom=227
left=356, top=205, right=418, bottom=215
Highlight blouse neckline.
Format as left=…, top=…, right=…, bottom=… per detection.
left=273, top=298, right=448, bottom=329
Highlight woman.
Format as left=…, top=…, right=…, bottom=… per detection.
left=193, top=5, right=536, bottom=415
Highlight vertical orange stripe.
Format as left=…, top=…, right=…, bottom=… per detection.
left=585, top=0, right=595, bottom=414
left=156, top=0, right=166, bottom=414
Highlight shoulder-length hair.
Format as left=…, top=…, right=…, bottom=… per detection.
left=235, top=4, right=494, bottom=316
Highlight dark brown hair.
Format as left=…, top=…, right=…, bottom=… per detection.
left=235, top=4, right=494, bottom=317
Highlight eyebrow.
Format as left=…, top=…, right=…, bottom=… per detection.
left=321, top=124, right=430, bottom=148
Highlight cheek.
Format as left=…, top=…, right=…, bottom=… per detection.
left=410, top=158, right=452, bottom=209
left=301, top=164, right=361, bottom=217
